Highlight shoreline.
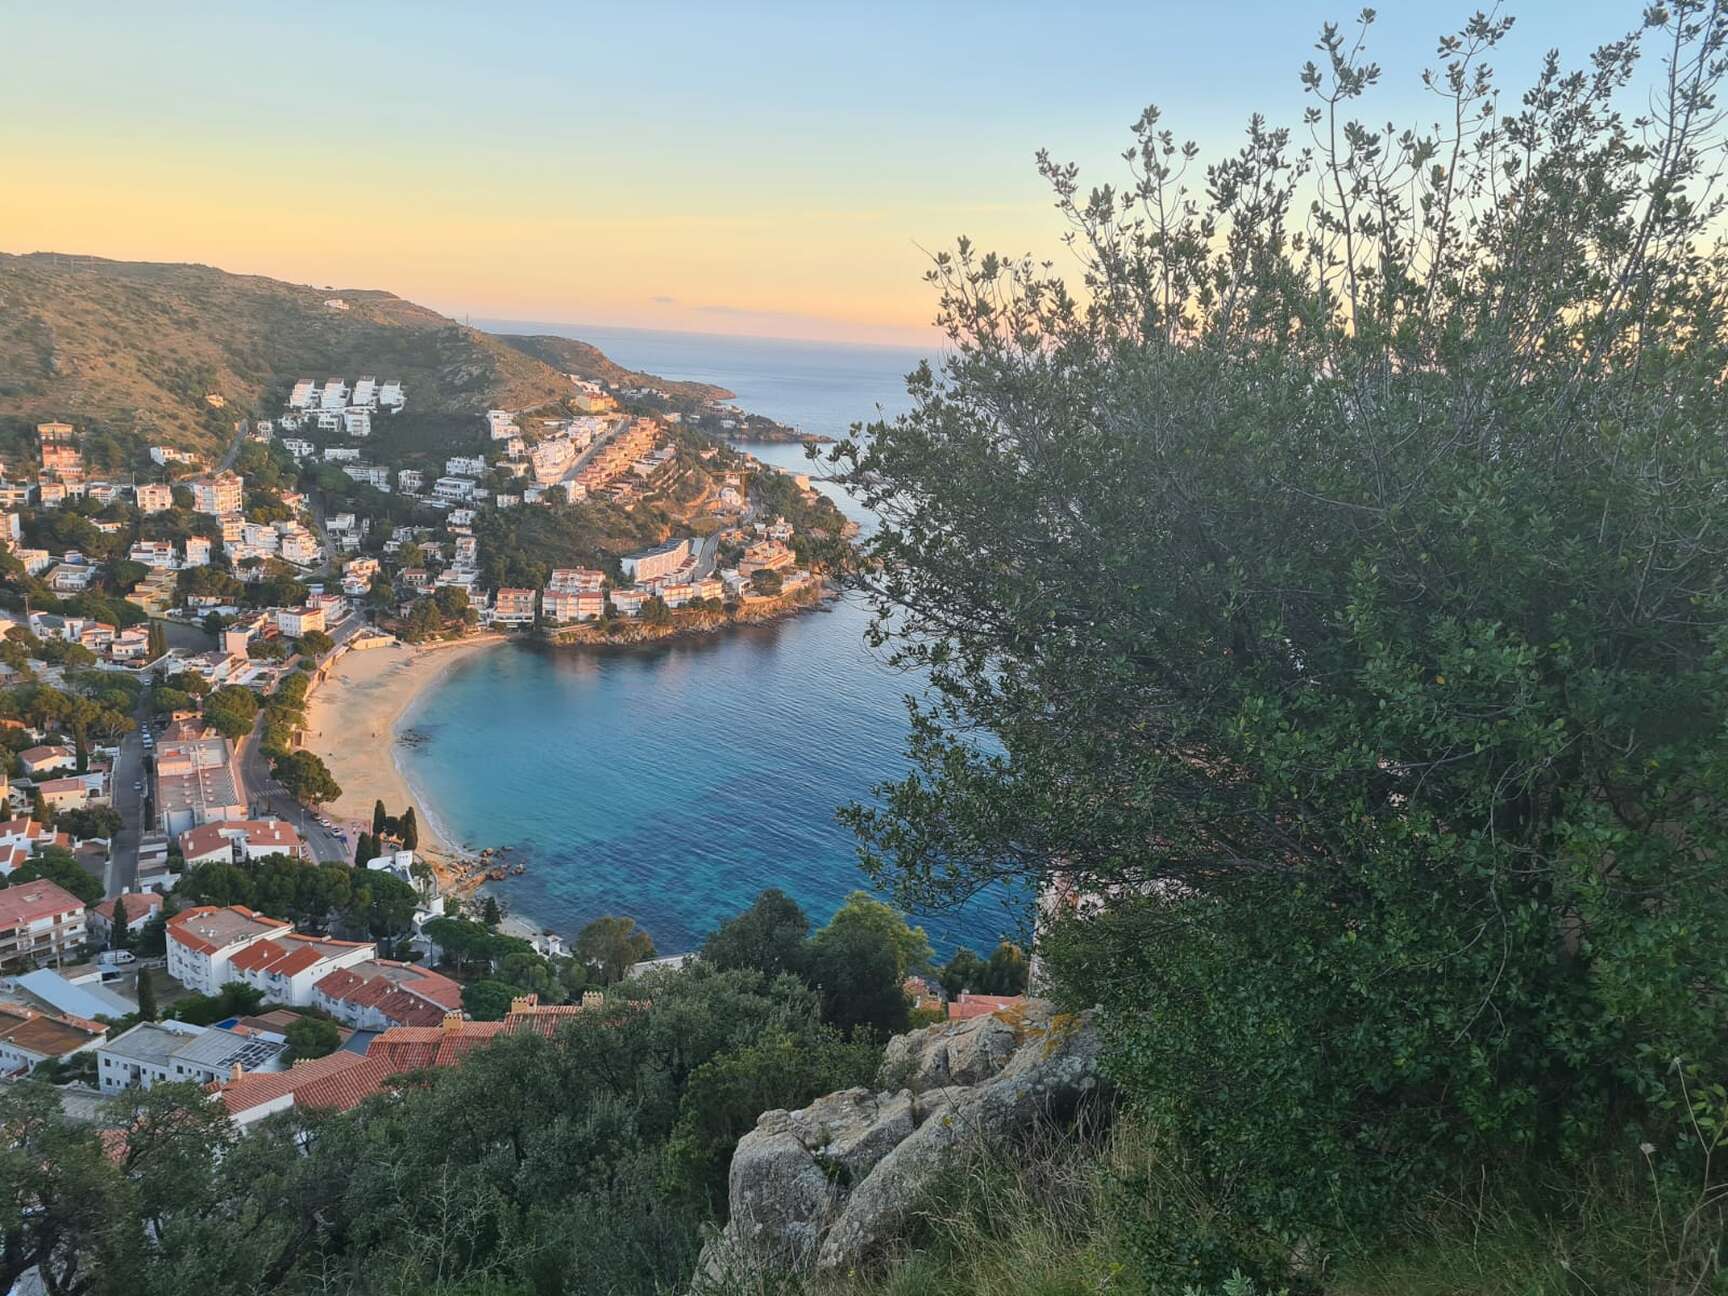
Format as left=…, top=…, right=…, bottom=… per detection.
left=301, top=635, right=504, bottom=886
left=302, top=589, right=838, bottom=917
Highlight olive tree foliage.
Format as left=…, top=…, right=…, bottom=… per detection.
left=833, top=1, right=1728, bottom=1256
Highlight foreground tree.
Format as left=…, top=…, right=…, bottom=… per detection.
left=835, top=3, right=1728, bottom=1277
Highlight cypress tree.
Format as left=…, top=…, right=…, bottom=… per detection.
left=110, top=895, right=130, bottom=949
left=372, top=799, right=387, bottom=836
left=136, top=968, right=157, bottom=1021
left=401, top=807, right=419, bottom=851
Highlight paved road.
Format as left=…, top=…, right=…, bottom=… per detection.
left=234, top=621, right=373, bottom=866
left=235, top=728, right=353, bottom=864
left=105, top=710, right=152, bottom=897
left=558, top=419, right=625, bottom=487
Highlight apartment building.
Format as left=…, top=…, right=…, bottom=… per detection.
left=0, top=880, right=87, bottom=970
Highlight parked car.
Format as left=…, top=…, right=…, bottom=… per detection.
left=98, top=950, right=136, bottom=967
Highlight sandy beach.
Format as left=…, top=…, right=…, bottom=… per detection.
left=302, top=636, right=502, bottom=869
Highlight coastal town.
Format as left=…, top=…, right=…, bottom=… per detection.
left=0, top=353, right=1038, bottom=1143
left=0, top=354, right=872, bottom=1040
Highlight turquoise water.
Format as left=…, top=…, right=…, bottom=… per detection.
left=399, top=326, right=1019, bottom=957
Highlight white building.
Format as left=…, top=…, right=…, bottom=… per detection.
left=97, top=1019, right=286, bottom=1094
left=281, top=438, right=316, bottom=459
left=183, top=535, right=212, bottom=567
left=343, top=463, right=390, bottom=490
left=446, top=455, right=487, bottom=477
left=129, top=540, right=178, bottom=570
left=323, top=446, right=361, bottom=463
left=319, top=378, right=349, bottom=411
left=378, top=380, right=405, bottom=411
left=343, top=409, right=372, bottom=438
left=350, top=377, right=378, bottom=410
left=276, top=606, right=326, bottom=637
left=432, top=476, right=477, bottom=504
left=134, top=482, right=174, bottom=514
left=281, top=531, right=321, bottom=565
left=226, top=931, right=375, bottom=1005
left=165, top=905, right=294, bottom=997
left=398, top=468, right=424, bottom=493
left=190, top=472, right=244, bottom=517
left=288, top=379, right=319, bottom=410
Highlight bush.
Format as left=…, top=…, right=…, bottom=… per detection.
left=835, top=5, right=1728, bottom=1273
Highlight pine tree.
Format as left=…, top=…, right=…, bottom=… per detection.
left=110, top=895, right=130, bottom=950
left=401, top=807, right=419, bottom=851
left=372, top=799, right=387, bottom=836
left=136, top=968, right=157, bottom=1021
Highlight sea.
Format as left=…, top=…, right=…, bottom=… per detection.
left=396, top=325, right=1022, bottom=959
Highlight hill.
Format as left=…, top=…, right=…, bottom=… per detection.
left=493, top=331, right=733, bottom=403
left=0, top=253, right=697, bottom=453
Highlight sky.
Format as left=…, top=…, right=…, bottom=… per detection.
left=0, top=1, right=1645, bottom=346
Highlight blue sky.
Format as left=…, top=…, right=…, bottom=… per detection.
left=0, top=1, right=1650, bottom=342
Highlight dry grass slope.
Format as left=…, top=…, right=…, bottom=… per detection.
left=0, top=252, right=577, bottom=449
left=494, top=330, right=735, bottom=403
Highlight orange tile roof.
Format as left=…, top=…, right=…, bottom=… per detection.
left=90, top=891, right=165, bottom=923
left=208, top=1049, right=371, bottom=1116
left=946, top=993, right=1026, bottom=1022
left=211, top=999, right=608, bottom=1118
left=0, top=879, right=85, bottom=929
left=167, top=905, right=291, bottom=957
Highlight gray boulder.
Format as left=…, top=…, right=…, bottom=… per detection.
left=694, top=999, right=1103, bottom=1289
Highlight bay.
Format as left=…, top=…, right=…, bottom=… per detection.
left=398, top=325, right=1019, bottom=959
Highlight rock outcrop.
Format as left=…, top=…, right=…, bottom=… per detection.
left=695, top=1000, right=1103, bottom=1287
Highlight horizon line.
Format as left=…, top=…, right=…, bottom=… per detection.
left=468, top=314, right=941, bottom=355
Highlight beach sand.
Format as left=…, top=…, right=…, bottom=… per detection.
left=302, top=636, right=501, bottom=872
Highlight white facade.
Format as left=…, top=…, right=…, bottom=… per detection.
left=165, top=908, right=294, bottom=997
left=433, top=476, right=477, bottom=503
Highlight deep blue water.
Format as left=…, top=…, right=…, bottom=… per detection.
left=400, top=326, right=1019, bottom=958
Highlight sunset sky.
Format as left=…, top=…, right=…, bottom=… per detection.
left=3, top=1, right=1640, bottom=345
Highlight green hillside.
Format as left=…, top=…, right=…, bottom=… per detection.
left=0, top=253, right=627, bottom=454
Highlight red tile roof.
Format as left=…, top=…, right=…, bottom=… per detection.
left=167, top=905, right=291, bottom=957
left=946, top=993, right=1027, bottom=1022
left=91, top=891, right=164, bottom=923
left=0, top=879, right=84, bottom=929
left=211, top=997, right=608, bottom=1118
left=207, top=1049, right=371, bottom=1116
left=313, top=960, right=462, bottom=1025
left=228, top=933, right=370, bottom=978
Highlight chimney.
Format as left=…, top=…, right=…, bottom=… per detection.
left=581, top=991, right=603, bottom=1010
left=229, top=1062, right=244, bottom=1081
left=509, top=993, right=537, bottom=1015
left=440, top=1010, right=463, bottom=1034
